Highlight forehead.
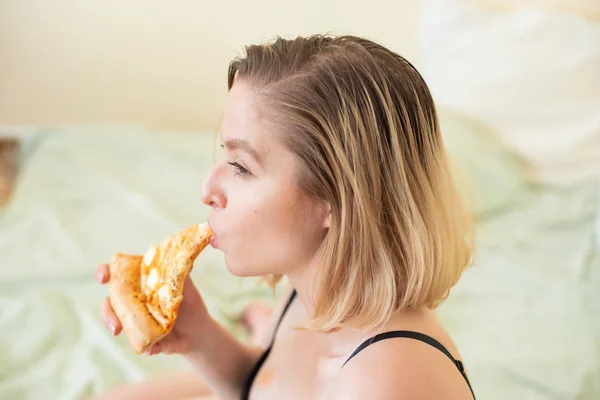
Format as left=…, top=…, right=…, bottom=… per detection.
left=220, top=82, right=301, bottom=174
left=221, top=83, right=268, bottom=142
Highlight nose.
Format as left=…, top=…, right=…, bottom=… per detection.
left=201, top=165, right=227, bottom=209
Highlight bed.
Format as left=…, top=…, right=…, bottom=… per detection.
left=0, top=119, right=597, bottom=400
left=0, top=128, right=285, bottom=399
left=1, top=1, right=599, bottom=399
left=418, top=1, right=600, bottom=398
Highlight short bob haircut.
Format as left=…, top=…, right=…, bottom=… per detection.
left=228, top=34, right=475, bottom=332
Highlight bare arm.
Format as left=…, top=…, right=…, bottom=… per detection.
left=89, top=371, right=213, bottom=400
left=182, top=282, right=294, bottom=400
left=97, top=262, right=261, bottom=400
left=96, top=261, right=292, bottom=400
left=182, top=315, right=263, bottom=400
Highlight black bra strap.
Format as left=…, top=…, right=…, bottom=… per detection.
left=343, top=330, right=475, bottom=399
left=268, top=289, right=297, bottom=346
left=343, top=330, right=454, bottom=366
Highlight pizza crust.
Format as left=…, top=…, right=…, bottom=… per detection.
left=108, top=253, right=166, bottom=353
left=108, top=223, right=213, bottom=353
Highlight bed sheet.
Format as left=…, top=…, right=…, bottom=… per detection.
left=439, top=181, right=600, bottom=399
left=419, top=3, right=600, bottom=395
left=0, top=126, right=598, bottom=399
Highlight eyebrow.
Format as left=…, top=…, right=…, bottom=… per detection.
left=223, top=138, right=261, bottom=163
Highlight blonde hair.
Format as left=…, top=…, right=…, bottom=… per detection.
left=228, top=35, right=475, bottom=332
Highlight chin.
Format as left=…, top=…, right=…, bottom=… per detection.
left=223, top=254, right=277, bottom=278
left=224, top=255, right=257, bottom=277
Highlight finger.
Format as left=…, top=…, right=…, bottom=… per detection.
left=144, top=342, right=161, bottom=356
left=160, top=341, right=176, bottom=355
left=95, top=264, right=110, bottom=284
left=100, top=297, right=122, bottom=335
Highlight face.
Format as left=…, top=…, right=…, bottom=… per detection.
left=202, top=82, right=330, bottom=277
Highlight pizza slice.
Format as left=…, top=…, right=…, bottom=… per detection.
left=109, top=223, right=213, bottom=353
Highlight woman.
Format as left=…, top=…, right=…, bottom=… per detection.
left=95, top=34, right=476, bottom=399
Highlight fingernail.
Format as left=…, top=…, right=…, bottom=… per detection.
left=109, top=324, right=116, bottom=335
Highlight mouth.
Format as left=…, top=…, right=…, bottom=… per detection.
left=207, top=220, right=218, bottom=248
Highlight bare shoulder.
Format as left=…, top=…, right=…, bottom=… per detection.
left=335, top=333, right=474, bottom=400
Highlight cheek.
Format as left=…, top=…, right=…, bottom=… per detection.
left=225, top=181, right=323, bottom=271
left=240, top=182, right=301, bottom=237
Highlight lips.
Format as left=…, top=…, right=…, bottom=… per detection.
left=210, top=233, right=218, bottom=247
left=207, top=220, right=218, bottom=248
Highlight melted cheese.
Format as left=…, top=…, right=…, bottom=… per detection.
left=143, top=246, right=156, bottom=266
left=157, top=284, right=171, bottom=305
left=146, top=268, right=159, bottom=290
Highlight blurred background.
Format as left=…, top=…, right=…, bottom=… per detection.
left=0, top=0, right=599, bottom=399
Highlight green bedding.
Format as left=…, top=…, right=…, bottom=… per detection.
left=0, top=122, right=598, bottom=399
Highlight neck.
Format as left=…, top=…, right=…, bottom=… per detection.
left=284, top=259, right=318, bottom=315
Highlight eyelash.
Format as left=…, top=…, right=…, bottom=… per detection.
left=221, top=144, right=251, bottom=177
left=227, top=161, right=251, bottom=177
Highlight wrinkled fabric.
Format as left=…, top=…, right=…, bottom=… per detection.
left=0, top=127, right=598, bottom=399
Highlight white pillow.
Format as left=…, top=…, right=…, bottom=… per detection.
left=420, top=0, right=600, bottom=184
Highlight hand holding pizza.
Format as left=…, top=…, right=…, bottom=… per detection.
left=95, top=223, right=213, bottom=355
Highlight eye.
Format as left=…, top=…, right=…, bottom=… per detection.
left=227, top=161, right=251, bottom=177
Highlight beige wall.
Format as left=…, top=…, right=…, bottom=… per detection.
left=0, top=0, right=420, bottom=132
left=473, top=0, right=600, bottom=18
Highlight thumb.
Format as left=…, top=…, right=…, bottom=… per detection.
left=144, top=342, right=162, bottom=355
left=143, top=331, right=191, bottom=355
left=143, top=335, right=177, bottom=355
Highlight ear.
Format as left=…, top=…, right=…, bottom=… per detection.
left=323, top=202, right=332, bottom=229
